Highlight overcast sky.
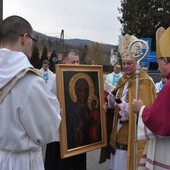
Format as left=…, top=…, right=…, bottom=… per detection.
left=3, top=0, right=122, bottom=45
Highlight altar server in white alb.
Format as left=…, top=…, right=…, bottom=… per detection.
left=40, top=60, right=54, bottom=83
left=0, top=15, right=61, bottom=170
left=155, top=73, right=167, bottom=95
left=104, top=63, right=122, bottom=92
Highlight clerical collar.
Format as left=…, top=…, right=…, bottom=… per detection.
left=126, top=75, right=131, bottom=78
left=126, top=74, right=135, bottom=79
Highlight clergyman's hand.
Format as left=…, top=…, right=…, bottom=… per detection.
left=103, top=102, right=107, bottom=112
left=132, top=99, right=144, bottom=114
left=60, top=109, right=63, bottom=118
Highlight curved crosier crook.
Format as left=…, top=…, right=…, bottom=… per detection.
left=130, top=39, right=149, bottom=66
left=130, top=39, right=149, bottom=99
left=130, top=40, right=149, bottom=63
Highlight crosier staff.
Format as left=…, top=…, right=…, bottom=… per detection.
left=129, top=40, right=149, bottom=170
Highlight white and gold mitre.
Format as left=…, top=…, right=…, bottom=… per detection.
left=156, top=27, right=170, bottom=59
left=118, top=34, right=141, bottom=60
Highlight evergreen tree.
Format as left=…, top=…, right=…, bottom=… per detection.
left=30, top=45, right=41, bottom=69
left=80, top=45, right=88, bottom=64
left=118, top=0, right=170, bottom=50
left=40, top=46, right=48, bottom=65
left=49, top=50, right=57, bottom=72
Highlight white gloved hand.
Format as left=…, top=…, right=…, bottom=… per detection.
left=107, top=91, right=115, bottom=109
left=118, top=102, right=129, bottom=121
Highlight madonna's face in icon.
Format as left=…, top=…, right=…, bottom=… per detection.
left=75, top=78, right=89, bottom=105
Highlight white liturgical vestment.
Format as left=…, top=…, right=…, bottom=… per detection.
left=0, top=48, right=61, bottom=170
left=137, top=106, right=170, bottom=170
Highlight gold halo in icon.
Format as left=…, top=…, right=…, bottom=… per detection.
left=69, top=73, right=94, bottom=103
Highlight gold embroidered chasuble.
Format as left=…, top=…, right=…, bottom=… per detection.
left=110, top=70, right=156, bottom=170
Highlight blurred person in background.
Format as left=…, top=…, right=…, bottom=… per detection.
left=155, top=73, right=167, bottom=95
left=40, top=59, right=54, bottom=83
left=104, top=63, right=122, bottom=92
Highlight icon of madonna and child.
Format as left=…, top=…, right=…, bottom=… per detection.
left=64, top=72, right=102, bottom=149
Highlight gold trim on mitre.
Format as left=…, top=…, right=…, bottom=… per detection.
left=156, top=27, right=170, bottom=59
left=118, top=34, right=140, bottom=60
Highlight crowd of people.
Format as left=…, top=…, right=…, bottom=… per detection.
left=1, top=15, right=170, bottom=170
